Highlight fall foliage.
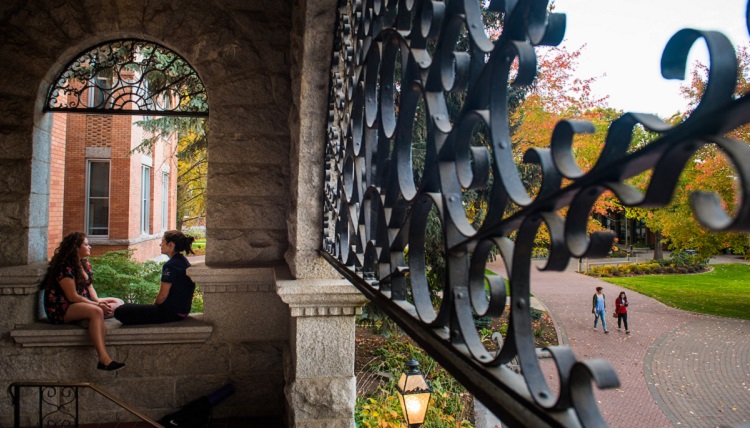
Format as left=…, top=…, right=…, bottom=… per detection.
left=629, top=44, right=750, bottom=256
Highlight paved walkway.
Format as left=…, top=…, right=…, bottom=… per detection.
left=486, top=259, right=750, bottom=428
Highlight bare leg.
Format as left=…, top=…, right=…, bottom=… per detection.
left=64, top=303, right=112, bottom=365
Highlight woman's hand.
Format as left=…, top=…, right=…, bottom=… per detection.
left=97, top=301, right=113, bottom=316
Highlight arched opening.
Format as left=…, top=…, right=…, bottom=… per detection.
left=44, top=39, right=209, bottom=262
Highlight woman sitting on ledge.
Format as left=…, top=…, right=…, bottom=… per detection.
left=115, top=230, right=196, bottom=325
left=44, top=232, right=125, bottom=371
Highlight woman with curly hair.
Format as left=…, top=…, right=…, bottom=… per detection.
left=43, top=232, right=125, bottom=371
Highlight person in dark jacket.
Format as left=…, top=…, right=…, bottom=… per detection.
left=615, top=291, right=630, bottom=334
left=114, top=230, right=196, bottom=325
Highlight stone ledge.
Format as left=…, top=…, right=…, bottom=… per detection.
left=10, top=315, right=212, bottom=347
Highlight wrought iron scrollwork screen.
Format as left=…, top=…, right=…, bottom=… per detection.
left=321, top=0, right=750, bottom=426
left=45, top=39, right=208, bottom=117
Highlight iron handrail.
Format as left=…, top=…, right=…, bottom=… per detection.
left=8, top=381, right=162, bottom=427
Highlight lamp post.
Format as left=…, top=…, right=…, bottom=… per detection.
left=396, top=359, right=432, bottom=427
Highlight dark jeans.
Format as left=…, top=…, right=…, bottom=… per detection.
left=114, top=304, right=184, bottom=325
left=617, top=313, right=629, bottom=330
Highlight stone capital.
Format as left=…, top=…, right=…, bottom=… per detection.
left=187, top=262, right=276, bottom=293
left=274, top=267, right=367, bottom=317
left=0, top=261, right=47, bottom=295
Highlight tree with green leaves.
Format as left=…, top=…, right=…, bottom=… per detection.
left=135, top=117, right=207, bottom=230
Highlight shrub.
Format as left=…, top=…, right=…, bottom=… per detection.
left=474, top=316, right=492, bottom=330
left=90, top=250, right=162, bottom=304
left=531, top=247, right=549, bottom=259
left=182, top=226, right=206, bottom=239
left=530, top=308, right=544, bottom=321
left=598, top=266, right=616, bottom=277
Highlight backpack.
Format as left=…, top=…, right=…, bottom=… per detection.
left=159, top=396, right=211, bottom=428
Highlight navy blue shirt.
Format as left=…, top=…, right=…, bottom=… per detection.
left=159, top=254, right=195, bottom=316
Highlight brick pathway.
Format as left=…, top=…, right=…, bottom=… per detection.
left=487, top=260, right=750, bottom=428
left=647, top=317, right=750, bottom=427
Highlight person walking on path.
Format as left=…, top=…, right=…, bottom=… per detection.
left=592, top=286, right=609, bottom=333
left=615, top=291, right=630, bottom=334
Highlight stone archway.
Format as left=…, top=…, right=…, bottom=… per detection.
left=43, top=39, right=208, bottom=261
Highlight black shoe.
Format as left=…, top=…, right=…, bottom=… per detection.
left=97, top=360, right=125, bottom=371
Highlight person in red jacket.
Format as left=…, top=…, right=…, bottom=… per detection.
left=615, top=291, right=630, bottom=334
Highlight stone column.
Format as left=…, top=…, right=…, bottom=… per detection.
left=276, top=269, right=368, bottom=428
left=0, top=262, right=47, bottom=330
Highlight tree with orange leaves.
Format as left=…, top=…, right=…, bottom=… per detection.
left=628, top=45, right=750, bottom=257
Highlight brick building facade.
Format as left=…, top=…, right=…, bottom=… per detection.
left=47, top=111, right=176, bottom=261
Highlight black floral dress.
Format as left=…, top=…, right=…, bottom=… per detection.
left=44, top=259, right=93, bottom=324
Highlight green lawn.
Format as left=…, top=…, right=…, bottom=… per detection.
left=603, top=264, right=750, bottom=320
left=191, top=238, right=206, bottom=255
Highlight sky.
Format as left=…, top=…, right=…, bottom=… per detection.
left=553, top=0, right=750, bottom=117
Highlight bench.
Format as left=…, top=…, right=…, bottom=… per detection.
left=10, top=314, right=212, bottom=347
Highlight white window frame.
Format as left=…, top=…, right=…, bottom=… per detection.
left=141, top=165, right=151, bottom=235
left=162, top=172, right=169, bottom=232
left=85, top=160, right=111, bottom=237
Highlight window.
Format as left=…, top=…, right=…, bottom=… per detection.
left=141, top=165, right=151, bottom=234
left=87, top=75, right=111, bottom=108
left=162, top=172, right=169, bottom=231
left=86, top=161, right=110, bottom=236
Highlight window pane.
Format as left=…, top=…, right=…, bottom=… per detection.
left=89, top=162, right=109, bottom=197
left=87, top=161, right=109, bottom=236
left=88, top=198, right=109, bottom=235
left=142, top=166, right=151, bottom=234
left=162, top=173, right=169, bottom=231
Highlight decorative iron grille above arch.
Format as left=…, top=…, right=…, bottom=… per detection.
left=321, top=0, right=750, bottom=426
left=45, top=39, right=208, bottom=117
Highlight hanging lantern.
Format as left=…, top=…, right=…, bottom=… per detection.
left=396, top=359, right=433, bottom=427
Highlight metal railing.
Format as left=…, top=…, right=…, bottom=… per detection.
left=321, top=0, right=750, bottom=426
left=8, top=382, right=162, bottom=427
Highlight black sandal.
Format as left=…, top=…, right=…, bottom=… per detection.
left=97, top=360, right=125, bottom=371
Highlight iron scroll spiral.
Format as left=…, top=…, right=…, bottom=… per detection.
left=40, top=386, right=78, bottom=426
left=322, top=0, right=750, bottom=425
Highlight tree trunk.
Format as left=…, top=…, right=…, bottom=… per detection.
left=653, top=231, right=664, bottom=260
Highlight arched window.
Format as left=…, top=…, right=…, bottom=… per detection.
left=45, top=39, right=208, bottom=117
